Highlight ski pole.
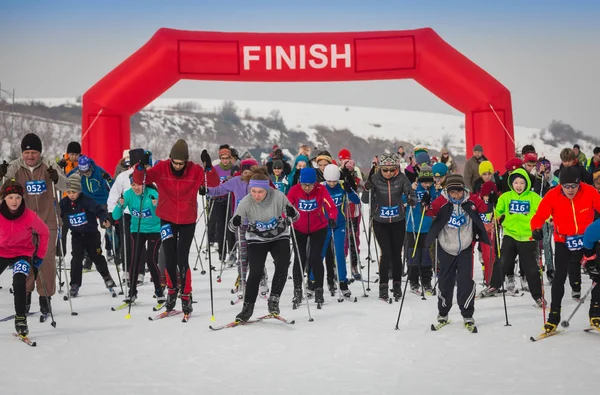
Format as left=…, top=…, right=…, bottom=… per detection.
left=329, top=227, right=344, bottom=303
left=361, top=208, right=372, bottom=291
left=111, top=226, right=125, bottom=296
left=537, top=240, right=547, bottom=325
left=126, top=171, right=146, bottom=319
left=36, top=268, right=56, bottom=328
left=56, top=225, right=64, bottom=294
left=51, top=183, right=77, bottom=316
left=237, top=226, right=245, bottom=303
left=493, top=209, right=510, bottom=326
left=395, top=235, right=413, bottom=330
left=347, top=206, right=367, bottom=297
left=561, top=282, right=596, bottom=328
left=409, top=208, right=427, bottom=300
left=290, top=222, right=314, bottom=322
left=192, top=235, right=206, bottom=274
left=219, top=193, right=232, bottom=270
left=432, top=239, right=439, bottom=296
left=203, top=173, right=215, bottom=321
left=371, top=218, right=381, bottom=283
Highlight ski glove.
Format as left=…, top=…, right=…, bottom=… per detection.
left=285, top=205, right=296, bottom=218
left=0, top=160, right=7, bottom=178
left=408, top=198, right=417, bottom=208
left=47, top=166, right=59, bottom=184
left=531, top=228, right=543, bottom=241
left=232, top=215, right=242, bottom=227
left=56, top=158, right=68, bottom=169
left=198, top=186, right=207, bottom=196
left=584, top=259, right=600, bottom=282
left=102, top=172, right=112, bottom=182
left=488, top=190, right=498, bottom=206
left=328, top=218, right=337, bottom=228
left=32, top=256, right=43, bottom=269
left=420, top=192, right=431, bottom=207
left=201, top=150, right=212, bottom=171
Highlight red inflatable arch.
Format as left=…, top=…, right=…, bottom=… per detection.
left=82, top=28, right=514, bottom=171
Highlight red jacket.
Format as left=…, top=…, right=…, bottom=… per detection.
left=133, top=161, right=219, bottom=224
left=287, top=183, right=337, bottom=234
left=530, top=183, right=600, bottom=242
left=0, top=207, right=50, bottom=259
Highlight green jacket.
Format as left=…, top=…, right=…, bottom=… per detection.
left=495, top=168, right=541, bottom=242
left=112, top=188, right=160, bottom=234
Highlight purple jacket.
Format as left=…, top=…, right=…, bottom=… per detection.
left=213, top=164, right=235, bottom=200
left=207, top=176, right=249, bottom=212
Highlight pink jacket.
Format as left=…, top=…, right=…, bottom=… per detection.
left=0, top=208, right=50, bottom=259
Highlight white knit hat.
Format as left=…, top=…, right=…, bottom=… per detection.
left=323, top=164, right=340, bottom=182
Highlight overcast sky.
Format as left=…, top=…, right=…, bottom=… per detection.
left=1, top=0, right=599, bottom=134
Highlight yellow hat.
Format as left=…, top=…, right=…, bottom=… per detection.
left=478, top=160, right=494, bottom=176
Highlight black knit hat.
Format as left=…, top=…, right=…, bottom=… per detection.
left=1, top=178, right=24, bottom=198
left=67, top=141, right=82, bottom=154
left=21, top=133, right=42, bottom=153
left=273, top=159, right=284, bottom=169
left=559, top=166, right=581, bottom=185
left=445, top=174, right=466, bottom=192
left=169, top=139, right=189, bottom=161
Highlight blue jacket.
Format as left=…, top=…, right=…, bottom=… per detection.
left=68, top=159, right=113, bottom=205
left=405, top=183, right=438, bottom=234
left=324, top=182, right=361, bottom=227
left=60, top=193, right=109, bottom=234
left=583, top=218, right=600, bottom=250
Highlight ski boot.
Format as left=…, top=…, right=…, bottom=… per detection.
left=104, top=278, right=117, bottom=289
left=259, top=271, right=270, bottom=297
left=231, top=274, right=240, bottom=294
left=351, top=265, right=362, bottom=281
left=340, top=281, right=351, bottom=298
left=155, top=289, right=166, bottom=304
left=379, top=283, right=389, bottom=301
left=478, top=286, right=500, bottom=298
left=520, top=276, right=529, bottom=292
left=464, top=316, right=477, bottom=332
left=314, top=287, right=325, bottom=304
left=393, top=281, right=402, bottom=301
left=39, top=296, right=52, bottom=315
left=506, top=275, right=516, bottom=294
left=327, top=278, right=337, bottom=296
left=535, top=297, right=547, bottom=309
left=137, top=274, right=144, bottom=286
left=125, top=293, right=137, bottom=304
left=410, top=281, right=420, bottom=295
left=291, top=288, right=303, bottom=307
left=423, top=283, right=433, bottom=296
left=268, top=294, right=280, bottom=315
left=15, top=315, right=29, bottom=336
left=82, top=253, right=93, bottom=271
left=165, top=288, right=178, bottom=312
left=437, top=314, right=448, bottom=324
left=544, top=308, right=561, bottom=333
left=236, top=302, right=255, bottom=322
left=181, top=294, right=193, bottom=315
left=69, top=284, right=79, bottom=298
left=572, top=290, right=581, bottom=301
left=306, top=281, right=315, bottom=299
left=590, top=317, right=600, bottom=329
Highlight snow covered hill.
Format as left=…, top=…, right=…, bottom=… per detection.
left=1, top=97, right=595, bottom=171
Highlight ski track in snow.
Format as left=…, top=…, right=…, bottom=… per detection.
left=0, top=205, right=596, bottom=395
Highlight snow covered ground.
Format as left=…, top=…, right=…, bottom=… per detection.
left=1, top=206, right=597, bottom=395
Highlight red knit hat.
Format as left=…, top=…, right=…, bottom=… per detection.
left=240, top=159, right=259, bottom=171
left=338, top=148, right=351, bottom=161
left=505, top=157, right=523, bottom=171
left=480, top=180, right=498, bottom=197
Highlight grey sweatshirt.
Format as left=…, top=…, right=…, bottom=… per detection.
left=229, top=188, right=299, bottom=243
left=438, top=190, right=474, bottom=256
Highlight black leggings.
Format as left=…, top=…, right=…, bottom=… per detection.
left=245, top=239, right=291, bottom=303
left=0, top=256, right=30, bottom=316
left=490, top=236, right=542, bottom=300
left=551, top=242, right=584, bottom=310
left=160, top=220, right=196, bottom=295
left=129, top=233, right=162, bottom=297
left=373, top=220, right=406, bottom=284
left=70, top=231, right=111, bottom=287
left=293, top=227, right=327, bottom=289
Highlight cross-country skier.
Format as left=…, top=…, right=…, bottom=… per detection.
left=133, top=139, right=219, bottom=315
left=229, top=168, right=299, bottom=322
left=364, top=153, right=416, bottom=301
left=580, top=219, right=600, bottom=329
left=425, top=174, right=491, bottom=331
left=531, top=166, right=600, bottom=333
left=60, top=174, right=117, bottom=297
left=0, top=179, right=49, bottom=336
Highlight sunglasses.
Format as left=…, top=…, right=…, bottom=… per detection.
left=301, top=183, right=314, bottom=188
left=381, top=168, right=396, bottom=173
left=562, top=183, right=580, bottom=190
left=171, top=160, right=186, bottom=166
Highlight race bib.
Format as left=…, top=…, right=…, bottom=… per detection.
left=379, top=205, right=399, bottom=218
left=160, top=224, right=173, bottom=241
left=220, top=176, right=228, bottom=183
left=448, top=213, right=466, bottom=228
left=131, top=208, right=152, bottom=218
left=566, top=235, right=584, bottom=251
left=25, top=180, right=47, bottom=195
left=68, top=212, right=88, bottom=227
left=13, top=260, right=30, bottom=276
left=479, top=213, right=491, bottom=224
left=330, top=193, right=344, bottom=207
left=416, top=190, right=425, bottom=202
left=255, top=217, right=278, bottom=232
left=298, top=199, right=318, bottom=212
left=274, top=181, right=284, bottom=191
left=509, top=200, right=530, bottom=215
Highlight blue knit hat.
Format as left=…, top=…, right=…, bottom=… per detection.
left=432, top=162, right=448, bottom=177
left=415, top=151, right=431, bottom=165
left=299, top=167, right=317, bottom=184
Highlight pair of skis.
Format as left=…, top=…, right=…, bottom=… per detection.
left=111, top=302, right=165, bottom=312
left=147, top=309, right=191, bottom=322
left=430, top=320, right=478, bottom=333
left=209, top=314, right=295, bottom=331
left=530, top=325, right=599, bottom=342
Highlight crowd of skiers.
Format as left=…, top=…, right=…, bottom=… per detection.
left=1, top=133, right=599, bottom=337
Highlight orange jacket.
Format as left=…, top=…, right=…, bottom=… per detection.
left=61, top=154, right=78, bottom=198
left=530, top=183, right=600, bottom=242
